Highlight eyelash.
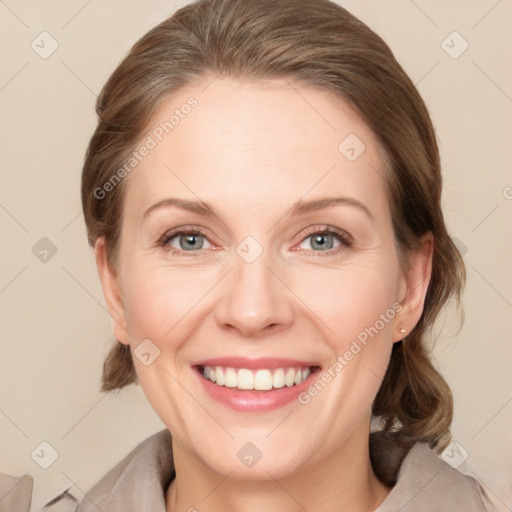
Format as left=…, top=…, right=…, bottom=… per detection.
left=157, top=225, right=353, bottom=258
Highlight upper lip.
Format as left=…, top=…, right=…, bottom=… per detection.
left=193, top=357, right=320, bottom=369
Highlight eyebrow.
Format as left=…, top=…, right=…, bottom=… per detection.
left=143, top=195, right=373, bottom=221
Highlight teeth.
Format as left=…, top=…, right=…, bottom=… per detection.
left=285, top=368, right=295, bottom=387
left=237, top=369, right=254, bottom=390
left=215, top=366, right=224, bottom=386
left=224, top=367, right=237, bottom=388
left=254, top=369, right=273, bottom=390
left=201, top=365, right=313, bottom=390
left=272, top=368, right=285, bottom=389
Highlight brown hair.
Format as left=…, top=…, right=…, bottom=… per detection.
left=81, top=0, right=465, bottom=478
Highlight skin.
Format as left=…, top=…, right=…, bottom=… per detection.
left=95, top=77, right=433, bottom=512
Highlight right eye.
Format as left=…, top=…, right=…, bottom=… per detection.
left=158, top=227, right=214, bottom=256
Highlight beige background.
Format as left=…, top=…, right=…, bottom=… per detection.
left=1, top=0, right=511, bottom=510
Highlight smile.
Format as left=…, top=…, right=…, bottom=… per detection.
left=193, top=357, right=321, bottom=411
left=201, top=365, right=312, bottom=391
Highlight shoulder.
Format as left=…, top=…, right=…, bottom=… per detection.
left=0, top=472, right=35, bottom=512
left=0, top=431, right=172, bottom=512
left=0, top=472, right=78, bottom=512
left=376, top=442, right=496, bottom=511
left=75, top=429, right=174, bottom=512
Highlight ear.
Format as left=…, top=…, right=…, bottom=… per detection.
left=393, top=232, right=434, bottom=342
left=94, top=237, right=130, bottom=345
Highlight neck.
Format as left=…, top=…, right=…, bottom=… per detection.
left=166, top=427, right=391, bottom=512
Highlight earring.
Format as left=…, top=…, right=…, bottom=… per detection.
left=397, top=326, right=406, bottom=335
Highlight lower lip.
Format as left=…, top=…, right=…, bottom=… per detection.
left=194, top=366, right=319, bottom=412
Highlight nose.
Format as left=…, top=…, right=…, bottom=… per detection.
left=214, top=248, right=295, bottom=339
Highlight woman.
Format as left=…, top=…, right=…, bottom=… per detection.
left=7, top=0, right=495, bottom=510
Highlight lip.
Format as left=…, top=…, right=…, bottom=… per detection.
left=192, top=357, right=321, bottom=412
left=193, top=356, right=319, bottom=369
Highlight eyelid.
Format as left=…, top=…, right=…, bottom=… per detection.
left=157, top=225, right=218, bottom=248
left=293, top=224, right=353, bottom=246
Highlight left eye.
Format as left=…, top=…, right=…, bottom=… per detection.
left=298, top=231, right=344, bottom=251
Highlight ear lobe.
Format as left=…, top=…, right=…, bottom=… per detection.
left=393, top=232, right=434, bottom=343
left=94, top=237, right=130, bottom=345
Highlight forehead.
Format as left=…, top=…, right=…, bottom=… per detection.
left=124, top=77, right=389, bottom=222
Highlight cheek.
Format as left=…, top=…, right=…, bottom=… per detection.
left=295, top=258, right=399, bottom=341
left=122, top=261, right=217, bottom=343
left=119, top=263, right=210, bottom=422
left=293, top=259, right=399, bottom=399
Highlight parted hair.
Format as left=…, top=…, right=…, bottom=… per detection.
left=81, top=0, right=466, bottom=484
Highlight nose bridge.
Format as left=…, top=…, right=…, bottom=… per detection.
left=214, top=238, right=295, bottom=337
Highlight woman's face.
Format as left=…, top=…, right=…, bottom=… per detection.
left=96, top=77, right=431, bottom=479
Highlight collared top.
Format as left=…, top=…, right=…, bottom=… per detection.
left=1, top=429, right=496, bottom=512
